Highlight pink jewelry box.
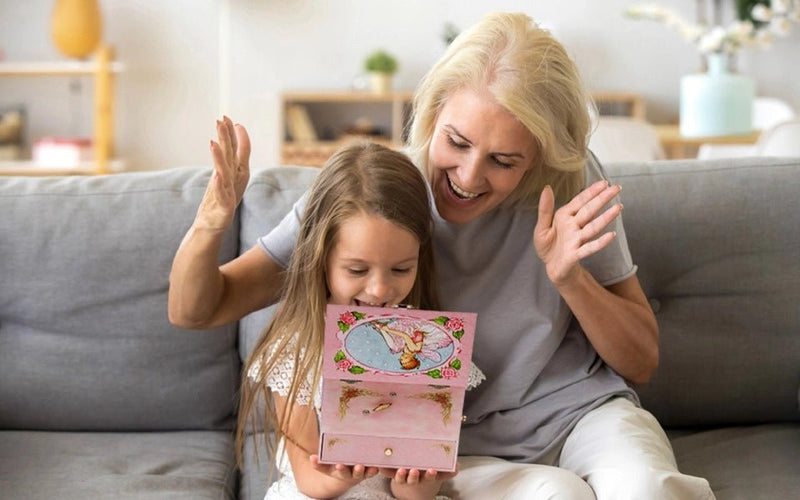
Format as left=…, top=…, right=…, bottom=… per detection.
left=319, top=304, right=477, bottom=472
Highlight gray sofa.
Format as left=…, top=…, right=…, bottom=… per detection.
left=1, top=156, right=798, bottom=499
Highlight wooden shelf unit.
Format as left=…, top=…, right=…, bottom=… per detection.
left=0, top=45, right=123, bottom=176
left=281, top=90, right=413, bottom=167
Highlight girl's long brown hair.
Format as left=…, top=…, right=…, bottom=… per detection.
left=235, top=141, right=439, bottom=473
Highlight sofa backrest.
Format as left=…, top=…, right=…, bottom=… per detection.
left=607, top=157, right=800, bottom=427
left=236, top=166, right=319, bottom=364
left=0, top=168, right=240, bottom=431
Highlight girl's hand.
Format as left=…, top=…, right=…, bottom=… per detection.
left=381, top=466, right=457, bottom=500
left=534, top=180, right=623, bottom=287
left=309, top=455, right=379, bottom=486
left=194, top=116, right=251, bottom=231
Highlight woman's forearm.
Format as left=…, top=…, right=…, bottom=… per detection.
left=168, top=224, right=227, bottom=328
left=556, top=269, right=659, bottom=384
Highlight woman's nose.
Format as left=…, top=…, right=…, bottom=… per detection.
left=458, top=154, right=484, bottom=186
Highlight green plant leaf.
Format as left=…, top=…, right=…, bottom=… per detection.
left=432, top=316, right=449, bottom=326
left=450, top=359, right=461, bottom=370
left=334, top=350, right=346, bottom=362
left=453, top=329, right=464, bottom=339
left=348, top=366, right=366, bottom=374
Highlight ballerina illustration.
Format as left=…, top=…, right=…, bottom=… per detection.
left=370, top=318, right=454, bottom=370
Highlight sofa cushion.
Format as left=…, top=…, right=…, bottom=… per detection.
left=607, top=158, right=800, bottom=427
left=0, top=430, right=236, bottom=499
left=0, top=168, right=240, bottom=431
left=669, top=423, right=800, bottom=499
left=237, top=166, right=319, bottom=363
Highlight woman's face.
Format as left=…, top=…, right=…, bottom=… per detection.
left=428, top=87, right=538, bottom=225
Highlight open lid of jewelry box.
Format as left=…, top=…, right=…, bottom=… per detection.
left=322, top=304, right=476, bottom=387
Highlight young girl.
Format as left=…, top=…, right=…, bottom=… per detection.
left=236, top=142, right=459, bottom=500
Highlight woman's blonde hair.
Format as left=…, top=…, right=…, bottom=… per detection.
left=408, top=11, right=590, bottom=207
left=235, top=141, right=439, bottom=471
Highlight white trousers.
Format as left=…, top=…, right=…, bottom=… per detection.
left=441, top=398, right=715, bottom=500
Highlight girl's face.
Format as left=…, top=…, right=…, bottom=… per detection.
left=326, top=212, right=420, bottom=307
left=428, top=87, right=538, bottom=224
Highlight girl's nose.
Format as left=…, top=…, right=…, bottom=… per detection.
left=365, top=274, right=392, bottom=303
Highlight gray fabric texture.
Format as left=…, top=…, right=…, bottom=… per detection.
left=0, top=168, right=240, bottom=431
left=256, top=155, right=639, bottom=463
left=607, top=158, right=800, bottom=427
left=0, top=430, right=236, bottom=499
left=669, top=423, right=800, bottom=499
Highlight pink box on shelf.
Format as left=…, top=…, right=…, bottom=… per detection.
left=319, top=304, right=477, bottom=472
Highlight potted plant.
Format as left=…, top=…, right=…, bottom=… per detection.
left=364, top=50, right=398, bottom=94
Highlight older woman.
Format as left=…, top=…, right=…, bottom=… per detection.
left=169, top=11, right=714, bottom=500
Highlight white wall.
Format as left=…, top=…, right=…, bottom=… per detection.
left=1, top=0, right=798, bottom=170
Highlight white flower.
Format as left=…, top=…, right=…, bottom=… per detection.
left=624, top=1, right=800, bottom=55
left=771, top=0, right=790, bottom=15
left=770, top=16, right=793, bottom=35
left=751, top=5, right=773, bottom=22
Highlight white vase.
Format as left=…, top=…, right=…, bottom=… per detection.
left=679, top=53, right=754, bottom=137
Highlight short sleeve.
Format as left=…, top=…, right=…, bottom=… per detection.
left=248, top=341, right=314, bottom=407
left=257, top=190, right=309, bottom=268
left=580, top=152, right=638, bottom=286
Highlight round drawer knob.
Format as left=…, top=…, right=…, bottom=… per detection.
left=384, top=447, right=393, bottom=456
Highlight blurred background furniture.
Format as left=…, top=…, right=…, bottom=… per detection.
left=696, top=97, right=797, bottom=159
left=589, top=116, right=665, bottom=162
left=754, top=119, right=800, bottom=157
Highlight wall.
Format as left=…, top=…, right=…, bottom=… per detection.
left=1, top=0, right=798, bottom=170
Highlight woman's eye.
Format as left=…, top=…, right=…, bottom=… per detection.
left=491, top=156, right=513, bottom=168
left=446, top=135, right=468, bottom=149
left=347, top=268, right=368, bottom=276
left=392, top=267, right=413, bottom=275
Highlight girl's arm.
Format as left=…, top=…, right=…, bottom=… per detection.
left=273, top=393, right=379, bottom=498
left=534, top=181, right=659, bottom=385
left=168, top=118, right=285, bottom=329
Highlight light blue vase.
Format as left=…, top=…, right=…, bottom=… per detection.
left=679, top=53, right=755, bottom=137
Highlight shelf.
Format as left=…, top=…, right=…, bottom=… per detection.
left=281, top=90, right=414, bottom=167
left=0, top=159, right=125, bottom=176
left=0, top=60, right=125, bottom=77
left=0, top=46, right=121, bottom=176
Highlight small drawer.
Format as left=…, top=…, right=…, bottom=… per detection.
left=319, top=433, right=457, bottom=471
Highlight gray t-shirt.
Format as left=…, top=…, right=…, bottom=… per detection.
left=259, top=154, right=640, bottom=463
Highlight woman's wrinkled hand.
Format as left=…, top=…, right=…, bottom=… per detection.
left=194, top=116, right=251, bottom=231
left=534, top=180, right=623, bottom=287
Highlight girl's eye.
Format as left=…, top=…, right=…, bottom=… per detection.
left=446, top=135, right=468, bottom=149
left=392, top=267, right=413, bottom=275
left=347, top=268, right=368, bottom=276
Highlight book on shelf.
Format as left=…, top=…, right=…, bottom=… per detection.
left=286, top=105, right=318, bottom=142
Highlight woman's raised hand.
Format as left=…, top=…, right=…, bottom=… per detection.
left=533, top=180, right=623, bottom=287
left=194, top=116, right=251, bottom=231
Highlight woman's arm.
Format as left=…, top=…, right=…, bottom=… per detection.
left=168, top=118, right=285, bottom=329
left=272, top=394, right=379, bottom=498
left=534, top=181, right=659, bottom=384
